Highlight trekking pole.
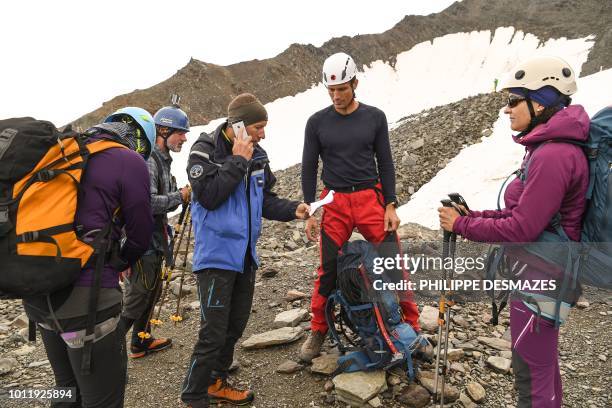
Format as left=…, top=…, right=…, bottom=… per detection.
left=433, top=199, right=455, bottom=406
left=170, top=214, right=193, bottom=325
left=143, top=204, right=191, bottom=337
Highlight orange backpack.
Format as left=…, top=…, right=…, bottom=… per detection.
left=0, top=117, right=126, bottom=298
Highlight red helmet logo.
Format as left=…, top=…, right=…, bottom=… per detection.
left=330, top=74, right=336, bottom=81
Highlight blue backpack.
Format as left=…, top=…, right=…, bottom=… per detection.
left=325, top=240, right=427, bottom=379
left=488, top=106, right=612, bottom=326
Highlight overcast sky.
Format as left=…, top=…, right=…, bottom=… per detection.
left=1, top=0, right=457, bottom=125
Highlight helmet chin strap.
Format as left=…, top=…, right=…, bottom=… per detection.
left=159, top=127, right=175, bottom=151
left=522, top=93, right=570, bottom=136
left=525, top=97, right=538, bottom=133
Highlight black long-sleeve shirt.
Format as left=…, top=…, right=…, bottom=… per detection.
left=301, top=103, right=397, bottom=205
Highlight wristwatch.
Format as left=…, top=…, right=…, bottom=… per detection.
left=387, top=201, right=398, bottom=208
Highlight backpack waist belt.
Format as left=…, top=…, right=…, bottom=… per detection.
left=39, top=315, right=120, bottom=349
left=515, top=291, right=571, bottom=325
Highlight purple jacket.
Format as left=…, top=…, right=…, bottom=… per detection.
left=454, top=105, right=590, bottom=243
left=74, top=139, right=153, bottom=288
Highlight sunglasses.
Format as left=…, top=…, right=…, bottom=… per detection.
left=506, top=95, right=526, bottom=108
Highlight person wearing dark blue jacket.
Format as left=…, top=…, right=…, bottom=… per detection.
left=181, top=93, right=309, bottom=408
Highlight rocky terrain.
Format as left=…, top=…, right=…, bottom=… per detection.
left=70, top=0, right=611, bottom=129
left=1, top=227, right=611, bottom=407
left=1, top=90, right=611, bottom=407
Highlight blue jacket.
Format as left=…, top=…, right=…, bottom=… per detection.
left=187, top=122, right=299, bottom=273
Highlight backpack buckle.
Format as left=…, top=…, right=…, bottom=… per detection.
left=0, top=206, right=8, bottom=223
left=21, top=231, right=39, bottom=242
left=36, top=170, right=55, bottom=182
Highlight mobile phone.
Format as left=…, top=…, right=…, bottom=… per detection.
left=231, top=121, right=249, bottom=140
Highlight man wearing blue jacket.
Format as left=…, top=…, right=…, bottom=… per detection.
left=181, top=93, right=309, bottom=408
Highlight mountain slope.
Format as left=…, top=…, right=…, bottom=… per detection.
left=71, top=0, right=611, bottom=129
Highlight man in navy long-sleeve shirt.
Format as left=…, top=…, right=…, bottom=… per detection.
left=299, top=52, right=420, bottom=363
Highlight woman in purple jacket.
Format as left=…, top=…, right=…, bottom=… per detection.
left=23, top=107, right=155, bottom=408
left=439, top=56, right=589, bottom=408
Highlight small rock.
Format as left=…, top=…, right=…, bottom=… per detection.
left=459, top=392, right=477, bottom=408
left=10, top=314, right=28, bottom=329
left=576, top=297, right=589, bottom=309
left=28, top=359, right=50, bottom=368
left=311, top=354, right=339, bottom=375
left=241, top=327, right=304, bottom=349
left=466, top=382, right=486, bottom=402
left=477, top=336, right=511, bottom=351
left=447, top=348, right=465, bottom=361
left=500, top=350, right=513, bottom=359
left=229, top=359, right=240, bottom=372
left=408, top=138, right=425, bottom=151
left=452, top=315, right=469, bottom=328
left=273, top=308, right=310, bottom=328
left=276, top=359, right=303, bottom=374
left=397, top=384, right=430, bottom=408
left=417, top=371, right=459, bottom=402
left=0, top=324, right=9, bottom=335
left=324, top=380, right=334, bottom=392
left=186, top=301, right=200, bottom=311
left=368, top=396, right=382, bottom=407
left=284, top=241, right=299, bottom=251
left=285, top=290, right=308, bottom=302
left=597, top=354, right=607, bottom=362
left=171, top=281, right=194, bottom=297
left=333, top=371, right=387, bottom=404
left=11, top=344, right=36, bottom=357
left=450, top=362, right=465, bottom=373
left=387, top=375, right=402, bottom=386
left=486, top=356, right=511, bottom=374
left=261, top=268, right=279, bottom=278
left=419, top=305, right=439, bottom=332
left=0, top=357, right=19, bottom=375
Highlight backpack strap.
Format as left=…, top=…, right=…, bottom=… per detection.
left=80, top=208, right=120, bottom=375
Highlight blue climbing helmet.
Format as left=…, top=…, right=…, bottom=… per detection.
left=154, top=106, right=190, bottom=132
left=104, top=107, right=156, bottom=159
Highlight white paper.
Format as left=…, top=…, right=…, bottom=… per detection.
left=309, top=190, right=335, bottom=216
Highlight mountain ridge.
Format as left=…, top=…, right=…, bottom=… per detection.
left=71, top=0, right=611, bottom=129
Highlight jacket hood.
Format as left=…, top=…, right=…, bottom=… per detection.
left=513, top=104, right=590, bottom=147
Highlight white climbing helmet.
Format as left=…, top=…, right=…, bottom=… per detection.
left=501, top=55, right=577, bottom=95
left=322, top=52, right=357, bottom=86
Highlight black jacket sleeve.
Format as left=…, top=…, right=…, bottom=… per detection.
left=301, top=116, right=320, bottom=204
left=373, top=110, right=397, bottom=205
left=263, top=163, right=299, bottom=222
left=187, top=137, right=248, bottom=210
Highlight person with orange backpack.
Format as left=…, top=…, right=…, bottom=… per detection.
left=0, top=107, right=155, bottom=407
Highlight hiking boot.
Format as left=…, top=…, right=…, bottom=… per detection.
left=207, top=378, right=254, bottom=405
left=299, top=330, right=325, bottom=363
left=130, top=337, right=172, bottom=359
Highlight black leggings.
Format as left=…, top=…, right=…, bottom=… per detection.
left=39, top=319, right=127, bottom=408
